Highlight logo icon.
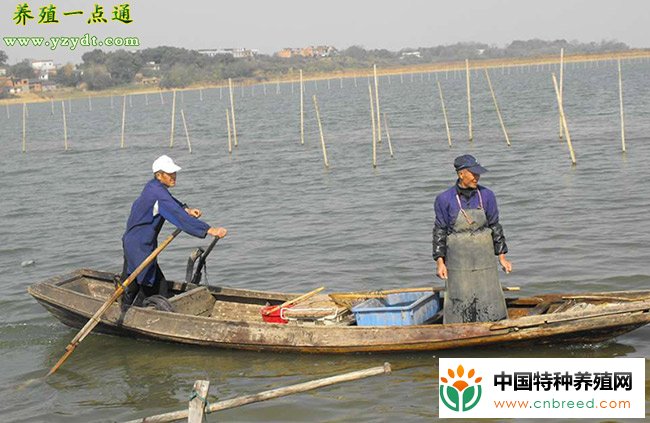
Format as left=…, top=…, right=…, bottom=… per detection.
left=440, top=365, right=483, bottom=412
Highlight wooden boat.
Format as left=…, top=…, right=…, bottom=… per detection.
left=28, top=268, right=650, bottom=353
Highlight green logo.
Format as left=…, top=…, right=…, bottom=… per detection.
left=439, top=365, right=482, bottom=412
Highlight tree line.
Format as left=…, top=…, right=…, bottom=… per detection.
left=0, top=39, right=633, bottom=93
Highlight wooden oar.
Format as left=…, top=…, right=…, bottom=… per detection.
left=263, top=286, right=325, bottom=316
left=46, top=228, right=183, bottom=377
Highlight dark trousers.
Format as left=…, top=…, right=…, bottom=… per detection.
left=119, top=258, right=169, bottom=309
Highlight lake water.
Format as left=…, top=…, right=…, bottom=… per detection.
left=1, top=59, right=650, bottom=422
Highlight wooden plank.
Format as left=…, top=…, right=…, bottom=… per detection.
left=188, top=380, right=210, bottom=423
left=168, top=287, right=215, bottom=316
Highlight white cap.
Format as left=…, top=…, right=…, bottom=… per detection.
left=152, top=155, right=181, bottom=173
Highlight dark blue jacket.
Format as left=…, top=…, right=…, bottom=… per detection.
left=432, top=182, right=508, bottom=261
left=122, top=179, right=210, bottom=286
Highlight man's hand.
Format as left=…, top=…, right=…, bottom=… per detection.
left=436, top=258, right=448, bottom=280
left=185, top=208, right=202, bottom=218
left=499, top=254, right=512, bottom=273
left=207, top=227, right=227, bottom=238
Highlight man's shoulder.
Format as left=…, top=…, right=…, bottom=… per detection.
left=435, top=186, right=457, bottom=204
left=477, top=185, right=495, bottom=196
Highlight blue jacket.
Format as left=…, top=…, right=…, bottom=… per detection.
left=432, top=182, right=508, bottom=261
left=122, top=179, right=210, bottom=286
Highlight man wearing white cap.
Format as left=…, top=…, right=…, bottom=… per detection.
left=120, top=155, right=227, bottom=309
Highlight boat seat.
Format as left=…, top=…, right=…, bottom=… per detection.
left=168, top=286, right=216, bottom=316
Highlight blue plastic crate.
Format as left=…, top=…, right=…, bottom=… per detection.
left=351, top=291, right=440, bottom=326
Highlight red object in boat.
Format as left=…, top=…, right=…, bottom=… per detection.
left=261, top=305, right=293, bottom=324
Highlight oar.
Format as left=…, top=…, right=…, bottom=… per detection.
left=46, top=228, right=183, bottom=377
left=263, top=286, right=325, bottom=316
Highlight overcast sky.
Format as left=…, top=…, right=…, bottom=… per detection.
left=2, top=0, right=649, bottom=64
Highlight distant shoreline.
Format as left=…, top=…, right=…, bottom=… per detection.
left=2, top=49, right=649, bottom=106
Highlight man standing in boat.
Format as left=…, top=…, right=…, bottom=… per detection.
left=433, top=155, right=512, bottom=323
left=120, top=155, right=227, bottom=309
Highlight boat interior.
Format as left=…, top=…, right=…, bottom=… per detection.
left=52, top=271, right=647, bottom=328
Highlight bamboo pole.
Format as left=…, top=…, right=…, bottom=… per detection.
left=559, top=48, right=564, bottom=139
left=276, top=78, right=280, bottom=94
left=62, top=101, right=68, bottom=151
left=263, top=84, right=267, bottom=95
left=219, top=86, right=223, bottom=100
left=188, top=380, right=209, bottom=423
left=373, top=64, right=382, bottom=142
left=129, top=94, right=133, bottom=108
left=299, top=69, right=304, bottom=145
left=312, top=95, right=329, bottom=168
left=50, top=98, right=54, bottom=115
left=383, top=112, right=394, bottom=157
left=46, top=229, right=182, bottom=377
left=123, top=364, right=392, bottom=423
left=369, top=83, right=377, bottom=168
left=339, top=77, right=343, bottom=89
left=180, top=109, right=192, bottom=153
left=145, top=92, right=149, bottom=106
left=6, top=103, right=9, bottom=119
left=22, top=103, right=26, bottom=152
left=169, top=90, right=176, bottom=148
left=199, top=89, right=203, bottom=102
left=226, top=109, right=232, bottom=154
left=228, top=78, right=238, bottom=147
left=551, top=73, right=576, bottom=165
left=120, top=95, right=126, bottom=148
left=88, top=95, right=92, bottom=111
left=159, top=90, right=164, bottom=105
left=466, top=59, right=473, bottom=141
left=484, top=69, right=511, bottom=146
left=327, top=79, right=331, bottom=90
left=618, top=58, right=626, bottom=153
left=436, top=81, right=452, bottom=148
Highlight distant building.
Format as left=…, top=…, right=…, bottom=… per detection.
left=400, top=51, right=421, bottom=59
left=276, top=45, right=337, bottom=58
left=31, top=59, right=57, bottom=80
left=197, top=48, right=259, bottom=58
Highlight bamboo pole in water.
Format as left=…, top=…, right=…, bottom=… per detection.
left=299, top=69, right=305, bottom=145
left=169, top=90, right=176, bottom=148
left=618, top=58, right=626, bottom=152
left=466, top=59, right=473, bottom=141
left=199, top=89, right=203, bottom=102
left=551, top=73, right=576, bottom=165
left=62, top=100, right=68, bottom=150
left=21, top=103, right=26, bottom=153
left=159, top=90, right=164, bottom=105
left=373, top=64, right=382, bottom=142
left=6, top=103, right=9, bottom=119
left=228, top=78, right=238, bottom=147
left=437, top=81, right=452, bottom=148
left=180, top=109, right=192, bottom=153
left=123, top=364, right=391, bottom=423
left=120, top=95, right=127, bottom=148
left=559, top=48, right=564, bottom=139
left=50, top=98, right=54, bottom=115
left=226, top=109, right=232, bottom=154
left=484, top=69, right=511, bottom=146
left=88, top=96, right=92, bottom=111
left=276, top=78, right=280, bottom=94
left=312, top=95, right=329, bottom=168
left=368, top=83, right=377, bottom=168
left=145, top=92, right=149, bottom=106
left=129, top=94, right=133, bottom=108
left=383, top=112, right=394, bottom=157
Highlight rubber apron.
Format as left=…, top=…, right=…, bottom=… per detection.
left=443, top=191, right=507, bottom=323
